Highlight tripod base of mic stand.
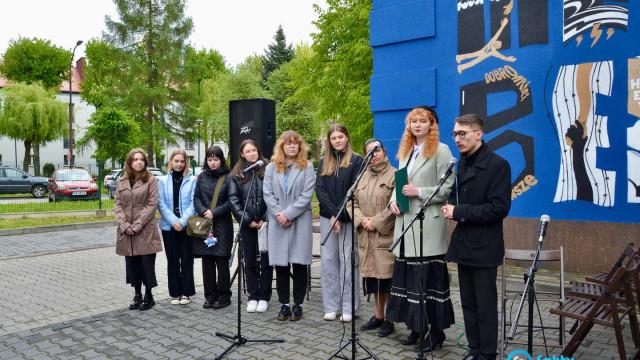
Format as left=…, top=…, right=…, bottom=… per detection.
left=326, top=337, right=379, bottom=360
left=215, top=331, right=284, bottom=360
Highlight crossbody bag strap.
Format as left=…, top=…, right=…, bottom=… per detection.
left=210, top=174, right=227, bottom=210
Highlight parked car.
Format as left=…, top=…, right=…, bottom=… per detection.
left=108, top=167, right=164, bottom=199
left=0, top=166, right=50, bottom=198
left=48, top=168, right=100, bottom=202
left=103, top=169, right=122, bottom=189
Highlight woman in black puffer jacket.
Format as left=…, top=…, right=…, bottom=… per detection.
left=193, top=146, right=233, bottom=309
left=228, top=139, right=272, bottom=314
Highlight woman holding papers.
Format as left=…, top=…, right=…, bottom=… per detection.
left=387, top=106, right=455, bottom=352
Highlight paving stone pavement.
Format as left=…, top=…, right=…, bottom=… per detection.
left=0, top=225, right=636, bottom=359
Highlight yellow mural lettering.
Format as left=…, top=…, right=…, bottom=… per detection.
left=511, top=175, right=538, bottom=200
left=484, top=66, right=531, bottom=101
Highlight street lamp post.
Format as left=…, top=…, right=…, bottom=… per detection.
left=195, top=119, right=203, bottom=166
left=68, top=40, right=83, bottom=168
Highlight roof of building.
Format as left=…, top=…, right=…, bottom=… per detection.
left=0, top=57, right=85, bottom=93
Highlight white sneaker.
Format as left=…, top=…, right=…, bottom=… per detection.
left=171, top=297, right=180, bottom=305
left=340, top=314, right=353, bottom=322
left=256, top=300, right=269, bottom=313
left=246, top=300, right=258, bottom=313
left=179, top=296, right=190, bottom=305
left=324, top=312, right=337, bottom=321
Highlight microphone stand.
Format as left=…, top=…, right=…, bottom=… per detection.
left=324, top=151, right=379, bottom=360
left=507, top=229, right=547, bottom=356
left=215, top=169, right=284, bottom=360
left=388, top=169, right=453, bottom=360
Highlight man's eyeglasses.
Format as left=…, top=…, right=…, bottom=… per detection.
left=451, top=130, right=480, bottom=140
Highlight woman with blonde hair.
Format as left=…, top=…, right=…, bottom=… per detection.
left=114, top=148, right=163, bottom=311
left=315, top=124, right=364, bottom=322
left=386, top=106, right=456, bottom=352
left=263, top=130, right=315, bottom=321
left=157, top=148, right=197, bottom=305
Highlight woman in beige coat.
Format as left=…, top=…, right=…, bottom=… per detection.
left=114, top=148, right=163, bottom=311
left=349, top=138, right=397, bottom=338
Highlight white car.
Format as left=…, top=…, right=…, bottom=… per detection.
left=103, top=169, right=121, bottom=189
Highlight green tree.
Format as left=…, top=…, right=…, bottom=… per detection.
left=80, top=39, right=129, bottom=109
left=101, top=0, right=194, bottom=166
left=200, top=56, right=266, bottom=147
left=0, top=83, right=67, bottom=174
left=261, top=25, right=295, bottom=85
left=304, top=0, right=373, bottom=153
left=267, top=43, right=322, bottom=155
left=0, top=37, right=71, bottom=90
left=75, top=107, right=141, bottom=167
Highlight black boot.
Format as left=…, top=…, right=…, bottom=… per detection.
left=414, top=326, right=445, bottom=353
left=129, top=293, right=142, bottom=310
left=139, top=294, right=155, bottom=311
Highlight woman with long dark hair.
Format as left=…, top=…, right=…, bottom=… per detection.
left=263, top=130, right=315, bottom=321
left=315, top=123, right=364, bottom=322
left=229, top=140, right=273, bottom=313
left=157, top=148, right=197, bottom=305
left=114, top=148, right=162, bottom=311
left=386, top=106, right=455, bottom=352
left=193, top=146, right=234, bottom=309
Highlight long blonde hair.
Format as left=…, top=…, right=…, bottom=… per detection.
left=166, top=148, right=191, bottom=175
left=271, top=130, right=309, bottom=173
left=320, top=124, right=354, bottom=176
left=396, top=107, right=440, bottom=161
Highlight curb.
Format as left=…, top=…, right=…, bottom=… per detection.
left=0, top=220, right=116, bottom=236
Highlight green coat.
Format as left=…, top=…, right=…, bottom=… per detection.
left=390, top=142, right=454, bottom=258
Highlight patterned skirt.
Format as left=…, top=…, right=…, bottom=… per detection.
left=385, top=254, right=455, bottom=332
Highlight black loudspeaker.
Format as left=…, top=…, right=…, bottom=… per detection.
left=229, top=98, right=276, bottom=165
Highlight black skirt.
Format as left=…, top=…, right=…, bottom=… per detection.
left=363, top=277, right=392, bottom=296
left=385, top=254, right=455, bottom=332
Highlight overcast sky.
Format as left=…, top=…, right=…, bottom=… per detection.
left=0, top=0, right=324, bottom=69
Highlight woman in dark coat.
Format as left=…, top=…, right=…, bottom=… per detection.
left=193, top=146, right=234, bottom=309
left=229, top=139, right=272, bottom=313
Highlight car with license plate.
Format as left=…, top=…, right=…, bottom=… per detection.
left=48, top=168, right=100, bottom=202
left=0, top=166, right=50, bottom=198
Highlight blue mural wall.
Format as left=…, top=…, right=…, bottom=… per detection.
left=370, top=0, right=640, bottom=223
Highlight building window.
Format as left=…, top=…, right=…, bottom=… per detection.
left=185, top=139, right=194, bottom=150
left=63, top=155, right=75, bottom=167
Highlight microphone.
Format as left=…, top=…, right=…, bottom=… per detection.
left=240, top=160, right=264, bottom=177
left=365, top=141, right=382, bottom=158
left=438, top=157, right=457, bottom=184
left=538, top=214, right=550, bottom=242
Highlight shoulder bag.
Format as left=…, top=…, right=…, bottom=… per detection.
left=187, top=174, right=226, bottom=238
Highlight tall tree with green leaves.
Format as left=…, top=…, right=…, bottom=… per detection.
left=80, top=39, right=129, bottom=109
left=200, top=56, right=266, bottom=147
left=267, top=43, right=322, bottom=155
left=0, top=37, right=71, bottom=90
left=101, top=0, right=194, bottom=166
left=304, top=0, right=373, bottom=153
left=75, top=107, right=140, bottom=167
left=260, top=25, right=295, bottom=85
left=0, top=83, right=67, bottom=174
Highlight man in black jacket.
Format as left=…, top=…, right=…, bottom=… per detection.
left=442, top=114, right=511, bottom=360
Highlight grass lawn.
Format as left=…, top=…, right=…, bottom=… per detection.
left=0, top=199, right=114, bottom=213
left=0, top=215, right=115, bottom=230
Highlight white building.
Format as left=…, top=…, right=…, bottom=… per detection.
left=0, top=58, right=220, bottom=176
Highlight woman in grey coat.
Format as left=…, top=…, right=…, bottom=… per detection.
left=263, top=130, right=315, bottom=322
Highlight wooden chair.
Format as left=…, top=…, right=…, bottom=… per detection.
left=550, top=257, right=640, bottom=359
left=499, top=248, right=565, bottom=360
left=584, top=243, right=636, bottom=285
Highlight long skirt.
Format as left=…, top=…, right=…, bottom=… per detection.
left=385, top=254, right=455, bottom=332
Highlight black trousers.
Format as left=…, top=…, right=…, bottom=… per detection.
left=458, top=264, right=498, bottom=360
left=275, top=263, right=307, bottom=305
left=125, top=254, right=157, bottom=289
left=202, top=256, right=231, bottom=303
left=241, top=227, right=273, bottom=302
left=162, top=229, right=195, bottom=298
